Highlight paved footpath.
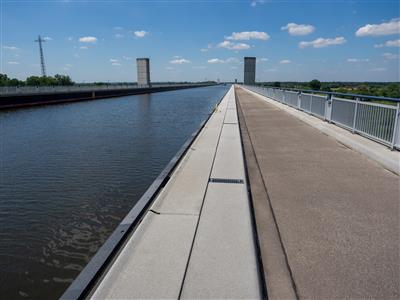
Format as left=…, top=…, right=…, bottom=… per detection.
left=236, top=86, right=399, bottom=299
left=90, top=86, right=262, bottom=299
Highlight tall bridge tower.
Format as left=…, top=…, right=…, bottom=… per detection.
left=136, top=58, right=151, bottom=87
left=244, top=57, right=256, bottom=85
left=35, top=35, right=47, bottom=77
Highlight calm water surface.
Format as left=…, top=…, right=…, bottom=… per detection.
left=0, top=85, right=229, bottom=299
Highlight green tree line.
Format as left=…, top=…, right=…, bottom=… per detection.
left=264, top=80, right=400, bottom=99
left=0, top=74, right=74, bottom=87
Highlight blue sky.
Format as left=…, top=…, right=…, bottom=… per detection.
left=2, top=0, right=399, bottom=82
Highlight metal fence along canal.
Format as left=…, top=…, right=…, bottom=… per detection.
left=245, top=85, right=400, bottom=149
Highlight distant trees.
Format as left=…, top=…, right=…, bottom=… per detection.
left=382, top=83, right=400, bottom=98
left=273, top=81, right=281, bottom=87
left=259, top=81, right=400, bottom=99
left=0, top=73, right=74, bottom=87
left=26, top=74, right=74, bottom=86
left=0, top=74, right=24, bottom=86
left=309, top=79, right=321, bottom=90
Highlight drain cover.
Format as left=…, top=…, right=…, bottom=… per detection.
left=209, top=178, right=244, bottom=184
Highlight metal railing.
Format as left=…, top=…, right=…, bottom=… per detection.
left=244, top=85, right=400, bottom=150
left=0, top=83, right=213, bottom=96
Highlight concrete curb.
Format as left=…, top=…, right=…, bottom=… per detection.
left=242, top=87, right=400, bottom=175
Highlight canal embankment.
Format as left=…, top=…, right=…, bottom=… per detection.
left=0, top=83, right=215, bottom=109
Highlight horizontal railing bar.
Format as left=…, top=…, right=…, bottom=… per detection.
left=256, top=85, right=400, bottom=102
left=0, top=83, right=216, bottom=96
left=244, top=85, right=400, bottom=150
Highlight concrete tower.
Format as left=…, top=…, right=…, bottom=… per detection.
left=243, top=57, right=256, bottom=85
left=136, top=58, right=151, bottom=87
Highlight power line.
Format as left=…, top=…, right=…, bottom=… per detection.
left=34, top=35, right=47, bottom=77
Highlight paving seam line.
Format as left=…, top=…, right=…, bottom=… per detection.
left=177, top=87, right=231, bottom=299
left=235, top=88, right=299, bottom=300
left=234, top=88, right=268, bottom=300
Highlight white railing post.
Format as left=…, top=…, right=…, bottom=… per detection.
left=391, top=102, right=400, bottom=149
left=325, top=94, right=333, bottom=122
left=297, top=91, right=301, bottom=109
left=352, top=97, right=360, bottom=133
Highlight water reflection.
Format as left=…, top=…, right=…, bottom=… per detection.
left=0, top=85, right=229, bottom=299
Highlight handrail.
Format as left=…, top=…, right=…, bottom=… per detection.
left=256, top=85, right=400, bottom=102
left=0, top=83, right=216, bottom=96
left=244, top=85, right=400, bottom=150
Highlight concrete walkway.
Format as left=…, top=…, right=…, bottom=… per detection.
left=236, top=86, right=399, bottom=299
left=90, top=86, right=261, bottom=299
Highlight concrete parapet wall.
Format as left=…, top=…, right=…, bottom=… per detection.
left=0, top=84, right=215, bottom=110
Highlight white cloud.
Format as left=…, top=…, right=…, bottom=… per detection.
left=280, top=59, right=291, bottom=64
left=165, top=66, right=174, bottom=70
left=281, top=23, right=315, bottom=36
left=356, top=18, right=400, bottom=37
left=43, top=36, right=53, bottom=41
left=369, top=67, right=386, bottom=72
left=114, top=26, right=123, bottom=30
left=112, top=62, right=121, bottom=66
left=115, top=33, right=124, bottom=39
left=217, top=40, right=251, bottom=50
left=251, top=0, right=265, bottom=7
left=80, top=46, right=88, bottom=50
left=227, top=31, right=270, bottom=41
left=374, top=39, right=400, bottom=48
left=347, top=58, right=370, bottom=63
left=208, top=58, right=225, bottom=64
left=382, top=52, right=398, bottom=60
left=3, top=46, right=19, bottom=51
left=110, top=58, right=119, bottom=63
left=79, top=36, right=97, bottom=43
left=8, top=61, right=19, bottom=65
left=230, top=66, right=238, bottom=69
left=63, top=64, right=72, bottom=70
left=299, top=37, right=346, bottom=48
left=200, top=44, right=212, bottom=52
left=259, top=57, right=268, bottom=62
left=134, top=30, right=148, bottom=38
left=122, top=56, right=132, bottom=60
left=207, top=57, right=239, bottom=64
left=225, top=57, right=239, bottom=63
left=67, top=37, right=73, bottom=41
left=170, top=58, right=191, bottom=64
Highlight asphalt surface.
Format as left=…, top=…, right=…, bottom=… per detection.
left=236, top=86, right=400, bottom=299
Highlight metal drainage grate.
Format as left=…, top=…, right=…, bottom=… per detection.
left=209, top=178, right=244, bottom=184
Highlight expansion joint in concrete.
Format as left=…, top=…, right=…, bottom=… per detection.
left=177, top=96, right=231, bottom=299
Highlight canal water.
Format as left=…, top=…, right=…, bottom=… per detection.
left=0, top=85, right=229, bottom=299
